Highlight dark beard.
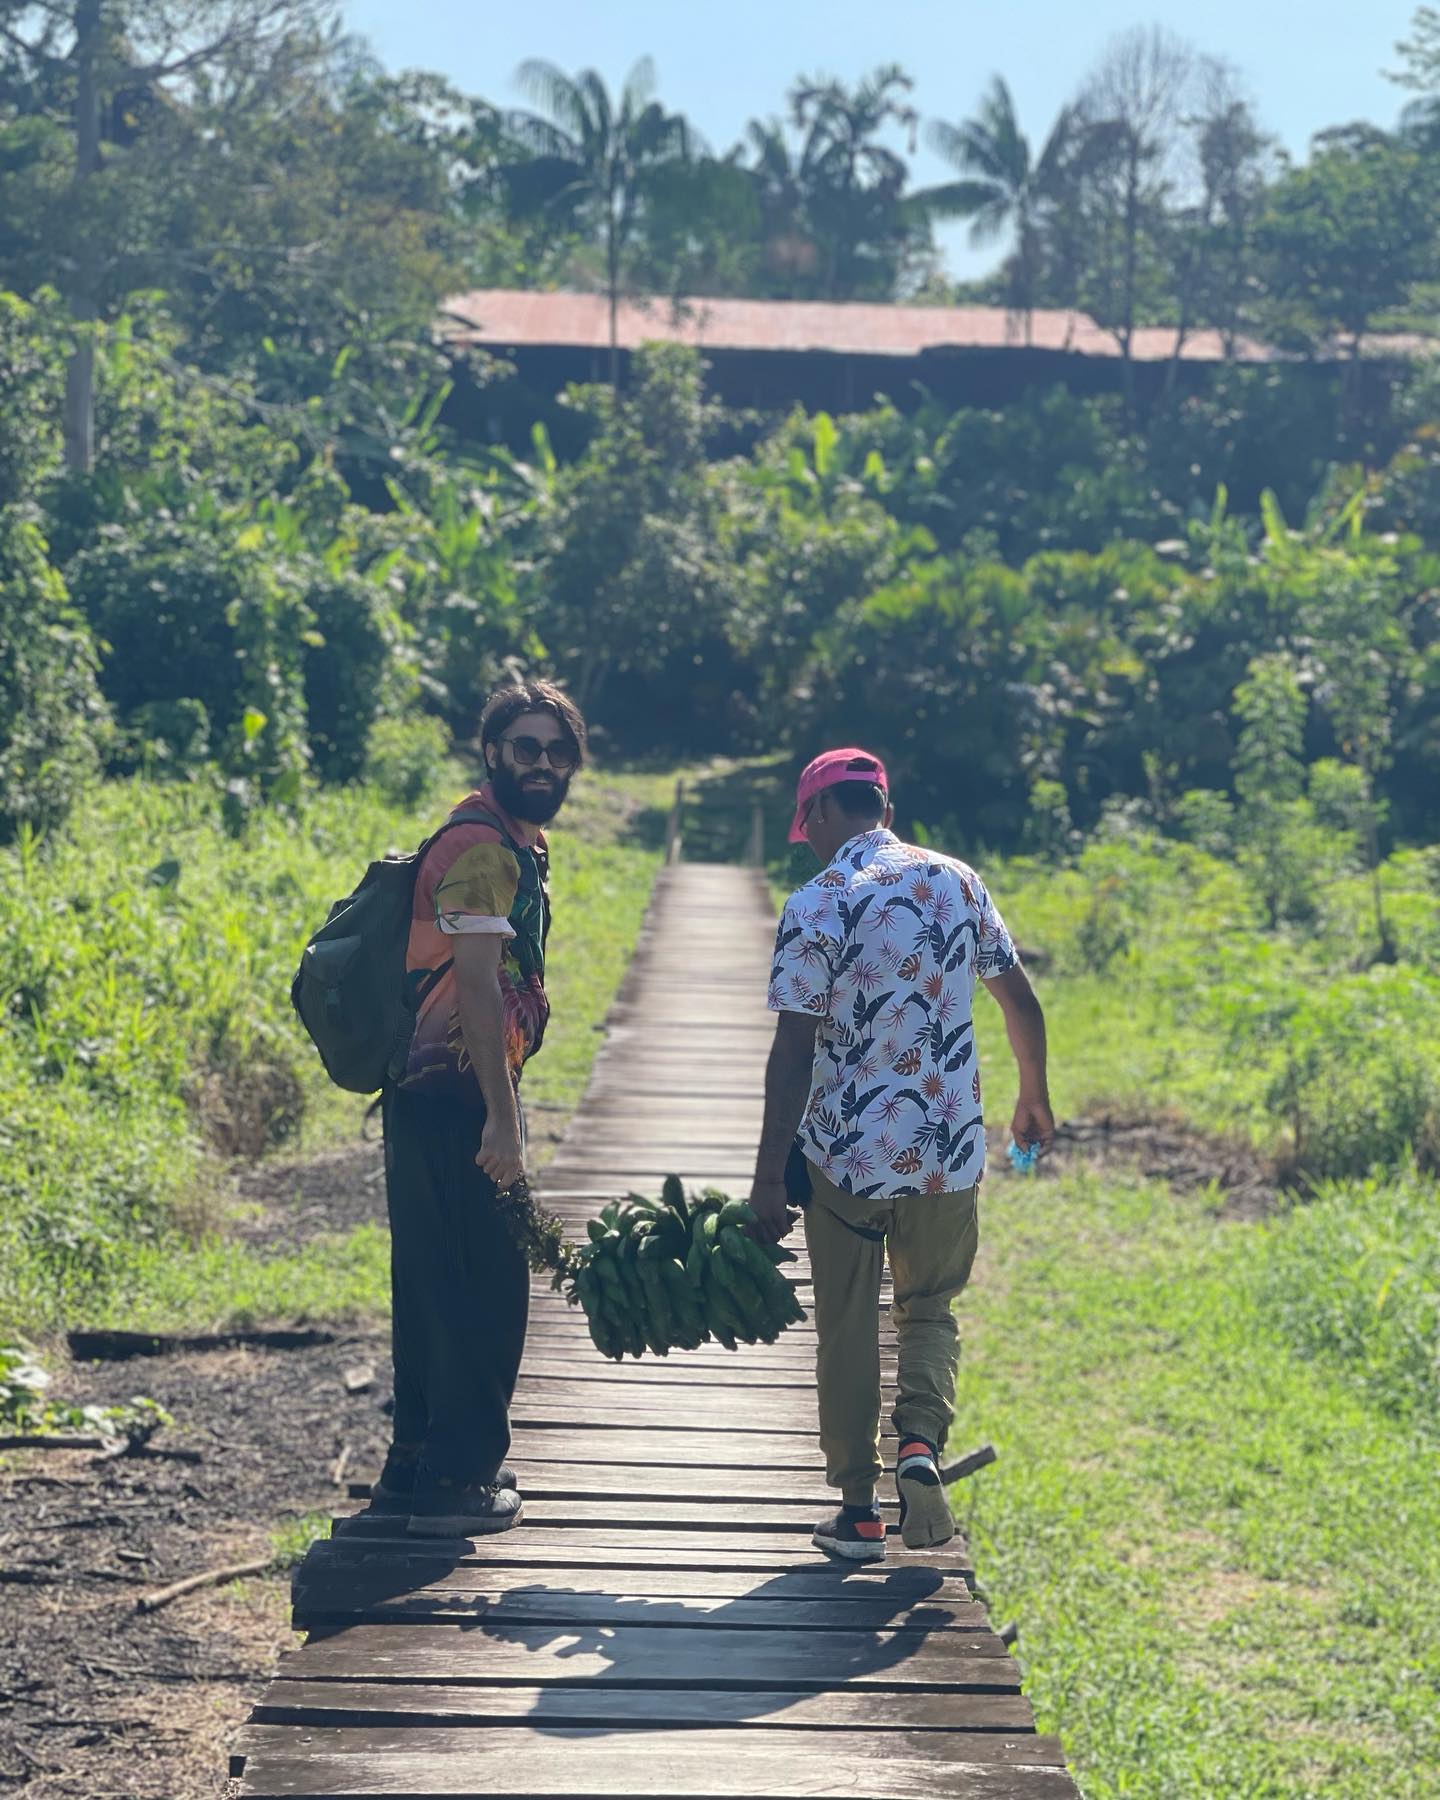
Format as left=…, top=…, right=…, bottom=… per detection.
left=491, top=759, right=571, bottom=825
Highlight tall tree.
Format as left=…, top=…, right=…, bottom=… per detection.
left=0, top=0, right=333, bottom=469
left=503, top=57, right=697, bottom=386
left=785, top=64, right=926, bottom=299
left=914, top=77, right=1086, bottom=338
left=1257, top=135, right=1438, bottom=360
left=1180, top=77, right=1275, bottom=359
left=1073, top=26, right=1199, bottom=395
left=1390, top=5, right=1440, bottom=144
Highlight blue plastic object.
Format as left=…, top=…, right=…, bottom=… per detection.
left=1007, top=1139, right=1041, bottom=1174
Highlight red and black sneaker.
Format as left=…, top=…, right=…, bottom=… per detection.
left=812, top=1504, right=887, bottom=1563
left=896, top=1436, right=954, bottom=1549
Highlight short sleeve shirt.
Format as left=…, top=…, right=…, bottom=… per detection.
left=769, top=830, right=1017, bottom=1198
left=400, top=784, right=551, bottom=1103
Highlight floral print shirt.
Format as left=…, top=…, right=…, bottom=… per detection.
left=400, top=784, right=551, bottom=1105
left=769, top=830, right=1017, bottom=1198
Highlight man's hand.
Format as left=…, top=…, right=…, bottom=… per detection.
left=476, top=1114, right=525, bottom=1190
left=1010, top=1094, right=1055, bottom=1156
left=748, top=1177, right=796, bottom=1245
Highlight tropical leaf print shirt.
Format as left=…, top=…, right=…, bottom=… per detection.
left=769, top=830, right=1017, bottom=1198
left=400, top=784, right=551, bottom=1106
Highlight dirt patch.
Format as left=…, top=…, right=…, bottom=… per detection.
left=0, top=1332, right=393, bottom=1797
left=1008, top=1110, right=1282, bottom=1221
left=228, top=1105, right=570, bottom=1250
left=230, top=1140, right=387, bottom=1246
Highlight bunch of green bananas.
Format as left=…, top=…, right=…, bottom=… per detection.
left=565, top=1176, right=806, bottom=1361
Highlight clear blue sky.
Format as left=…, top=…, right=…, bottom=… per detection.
left=345, top=0, right=1422, bottom=280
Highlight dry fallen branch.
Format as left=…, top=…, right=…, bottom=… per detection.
left=329, top=1445, right=351, bottom=1486
left=136, top=1556, right=272, bottom=1614
left=0, top=1432, right=120, bottom=1453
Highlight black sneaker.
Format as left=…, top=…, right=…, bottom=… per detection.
left=369, top=1451, right=516, bottom=1517
left=812, top=1504, right=887, bottom=1563
left=406, top=1468, right=524, bottom=1537
left=896, top=1436, right=954, bottom=1549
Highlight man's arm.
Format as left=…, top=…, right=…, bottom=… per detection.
left=452, top=934, right=525, bottom=1189
left=981, top=963, right=1055, bottom=1152
left=749, top=1011, right=819, bottom=1244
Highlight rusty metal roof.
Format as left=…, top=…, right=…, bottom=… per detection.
left=440, top=289, right=1277, bottom=364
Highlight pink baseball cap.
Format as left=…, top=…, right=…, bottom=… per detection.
left=788, top=748, right=890, bottom=844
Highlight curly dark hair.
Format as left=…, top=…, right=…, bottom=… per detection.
left=478, top=679, right=588, bottom=767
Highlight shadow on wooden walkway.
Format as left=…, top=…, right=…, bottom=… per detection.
left=231, top=864, right=1079, bottom=1798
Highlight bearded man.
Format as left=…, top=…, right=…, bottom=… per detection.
left=372, top=680, right=586, bottom=1537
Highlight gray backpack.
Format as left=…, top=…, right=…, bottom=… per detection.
left=290, top=808, right=511, bottom=1094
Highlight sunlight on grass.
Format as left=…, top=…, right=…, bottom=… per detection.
left=955, top=1167, right=1440, bottom=1798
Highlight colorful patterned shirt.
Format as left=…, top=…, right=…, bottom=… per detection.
left=768, top=829, right=1017, bottom=1198
left=400, top=784, right=551, bottom=1105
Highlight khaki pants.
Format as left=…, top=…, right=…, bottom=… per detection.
left=803, top=1159, right=979, bottom=1505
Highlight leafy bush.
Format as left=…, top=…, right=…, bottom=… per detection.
left=1242, top=969, right=1440, bottom=1180
left=124, top=698, right=212, bottom=778
left=366, top=714, right=452, bottom=808
left=69, top=517, right=310, bottom=793
left=0, top=291, right=62, bottom=505
left=303, top=569, right=408, bottom=783
left=0, top=509, right=109, bottom=841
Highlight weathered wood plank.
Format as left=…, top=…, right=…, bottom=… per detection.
left=235, top=1727, right=1075, bottom=1798
left=293, top=1563, right=966, bottom=1605
left=290, top=1585, right=991, bottom=1634
left=506, top=1432, right=832, bottom=1468
left=245, top=1684, right=1035, bottom=1733
left=516, top=1360, right=817, bottom=1390
left=280, top=1622, right=1012, bottom=1685
left=461, top=1463, right=838, bottom=1502
left=310, top=1529, right=975, bottom=1580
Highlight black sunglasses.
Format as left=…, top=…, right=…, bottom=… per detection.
left=503, top=733, right=579, bottom=773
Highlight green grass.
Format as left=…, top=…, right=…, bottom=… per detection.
left=954, top=1168, right=1440, bottom=1799
left=975, top=833, right=1440, bottom=1172
left=1, top=758, right=674, bottom=1339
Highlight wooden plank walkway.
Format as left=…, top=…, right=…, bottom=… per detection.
left=232, top=864, right=1078, bottom=1798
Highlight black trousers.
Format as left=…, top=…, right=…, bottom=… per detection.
left=381, top=1086, right=529, bottom=1484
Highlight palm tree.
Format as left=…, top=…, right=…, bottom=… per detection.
left=786, top=64, right=921, bottom=298
left=915, top=77, right=1082, bottom=338
left=732, top=118, right=818, bottom=291
left=505, top=58, right=697, bottom=386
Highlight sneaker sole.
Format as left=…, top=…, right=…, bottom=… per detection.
left=812, top=1530, right=887, bottom=1563
left=898, top=1476, right=955, bottom=1550
left=406, top=1499, right=524, bottom=1538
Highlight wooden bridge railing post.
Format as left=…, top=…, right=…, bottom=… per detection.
left=745, top=799, right=764, bottom=868
left=665, top=780, right=685, bottom=865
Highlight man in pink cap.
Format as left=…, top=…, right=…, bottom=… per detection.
left=750, top=748, right=1052, bottom=1561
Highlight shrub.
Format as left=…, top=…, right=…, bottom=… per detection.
left=69, top=517, right=309, bottom=793
left=1214, top=965, right=1440, bottom=1181
left=0, top=509, right=109, bottom=841
left=365, top=714, right=451, bottom=808
left=303, top=569, right=408, bottom=783
left=124, top=698, right=212, bottom=778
